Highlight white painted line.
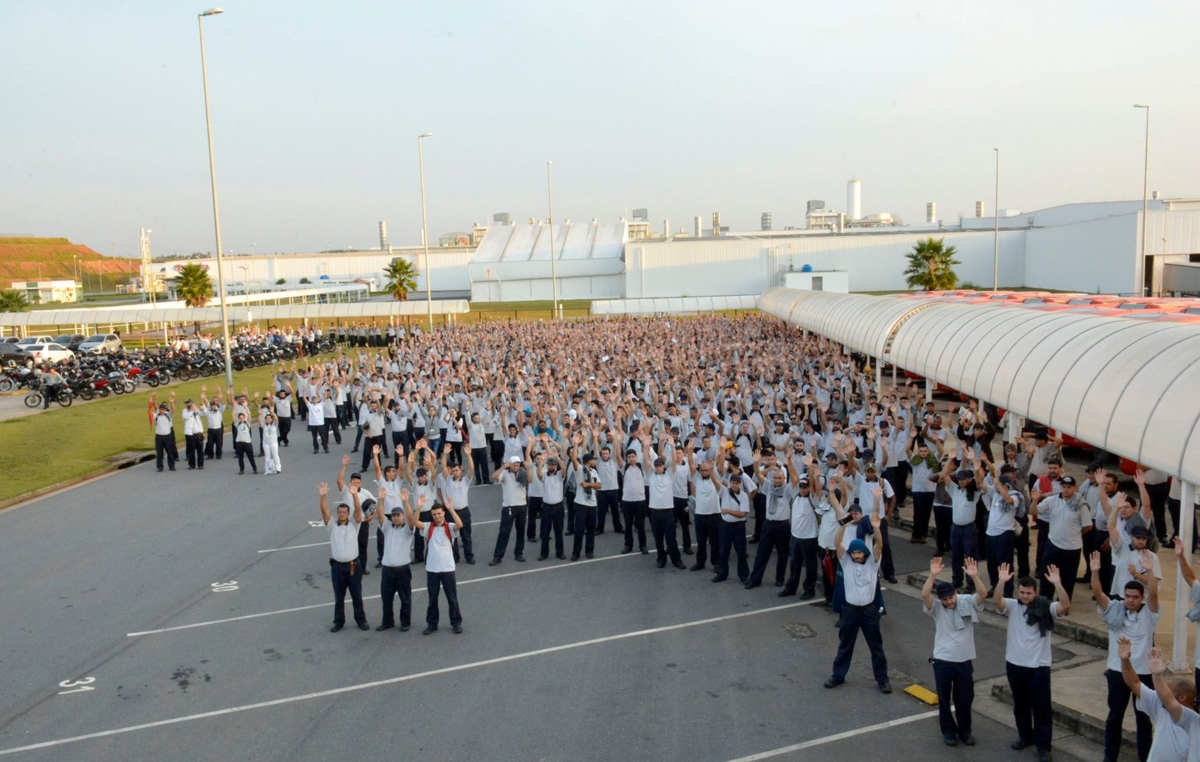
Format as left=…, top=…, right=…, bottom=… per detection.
left=258, top=542, right=329, bottom=554
left=719, top=709, right=941, bottom=761
left=260, top=520, right=501, bottom=552
left=127, top=550, right=639, bottom=637
left=6, top=600, right=819, bottom=757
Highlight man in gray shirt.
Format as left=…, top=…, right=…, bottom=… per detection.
left=922, top=556, right=987, bottom=747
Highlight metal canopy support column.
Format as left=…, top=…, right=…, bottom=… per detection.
left=1172, top=481, right=1196, bottom=670
left=925, top=377, right=933, bottom=403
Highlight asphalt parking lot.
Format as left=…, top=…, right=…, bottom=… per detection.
left=0, top=437, right=1105, bottom=762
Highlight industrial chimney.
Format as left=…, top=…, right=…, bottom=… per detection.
left=847, top=179, right=862, bottom=220
left=975, top=201, right=986, bottom=218
left=379, top=221, right=389, bottom=251
left=694, top=216, right=703, bottom=238
left=926, top=203, right=937, bottom=225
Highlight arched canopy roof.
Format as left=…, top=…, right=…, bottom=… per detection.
left=759, top=287, right=1200, bottom=483
left=0, top=301, right=471, bottom=327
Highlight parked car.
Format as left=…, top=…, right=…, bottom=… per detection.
left=1, top=337, right=21, bottom=344
left=53, top=334, right=87, bottom=352
left=79, top=334, right=123, bottom=354
left=23, top=343, right=75, bottom=364
left=0, top=343, right=28, bottom=364
left=16, top=335, right=54, bottom=347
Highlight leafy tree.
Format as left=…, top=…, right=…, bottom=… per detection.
left=0, top=289, right=30, bottom=313
left=904, top=237, right=961, bottom=291
left=299, top=277, right=311, bottom=284
left=175, top=263, right=214, bottom=307
left=275, top=278, right=286, bottom=285
left=384, top=258, right=419, bottom=301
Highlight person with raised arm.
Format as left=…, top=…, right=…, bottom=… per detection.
left=319, top=482, right=368, bottom=633
left=922, top=555, right=987, bottom=746
left=825, top=496, right=890, bottom=694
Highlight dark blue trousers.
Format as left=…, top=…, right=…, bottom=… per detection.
left=716, top=520, right=749, bottom=582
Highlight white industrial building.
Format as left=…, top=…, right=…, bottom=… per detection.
left=134, top=195, right=1200, bottom=307
left=468, top=220, right=627, bottom=302
left=10, top=279, right=80, bottom=304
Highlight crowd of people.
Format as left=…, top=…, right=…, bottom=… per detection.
left=148, top=314, right=1200, bottom=760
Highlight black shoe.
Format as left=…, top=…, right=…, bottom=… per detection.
left=238, top=470, right=245, bottom=475
left=376, top=624, right=393, bottom=631
left=466, top=557, right=476, bottom=565
left=452, top=624, right=463, bottom=634
left=357, top=622, right=369, bottom=631
left=538, top=554, right=549, bottom=561
left=799, top=591, right=815, bottom=600
left=399, top=624, right=410, bottom=632
left=672, top=561, right=686, bottom=569
left=252, top=469, right=258, bottom=475
left=657, top=560, right=667, bottom=569
left=565, top=529, right=574, bottom=536
left=744, top=582, right=760, bottom=590
left=778, top=589, right=796, bottom=598
left=943, top=736, right=958, bottom=747
left=884, top=576, right=898, bottom=584
left=375, top=561, right=382, bottom=568
left=169, top=467, right=176, bottom=472
left=958, top=732, right=975, bottom=746
left=350, top=448, right=359, bottom=453
left=489, top=559, right=501, bottom=566
left=748, top=537, right=759, bottom=544
left=620, top=547, right=632, bottom=554
left=683, top=547, right=694, bottom=555
left=362, top=568, right=370, bottom=576
left=314, top=449, right=319, bottom=454
left=712, top=575, right=727, bottom=583
left=515, top=555, right=526, bottom=562
left=1010, top=738, right=1032, bottom=751
left=556, top=554, right=566, bottom=560
left=640, top=548, right=648, bottom=555
left=157, top=468, right=164, bottom=472
left=585, top=552, right=594, bottom=559
left=1037, top=752, right=1052, bottom=762
left=879, top=682, right=892, bottom=694
left=824, top=678, right=843, bottom=689
left=188, top=465, right=196, bottom=470
left=570, top=555, right=580, bottom=562
left=595, top=529, right=604, bottom=535
left=422, top=626, right=436, bottom=635
left=198, top=466, right=203, bottom=470
left=689, top=563, right=705, bottom=571
left=330, top=624, right=343, bottom=632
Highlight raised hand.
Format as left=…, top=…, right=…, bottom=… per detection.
left=1175, top=536, right=1186, bottom=557
left=317, top=482, right=329, bottom=496
left=1116, top=636, right=1132, bottom=662
left=1147, top=647, right=1166, bottom=675
left=1045, top=565, right=1062, bottom=586
left=373, top=444, right=381, bottom=456
left=964, top=557, right=980, bottom=580
left=400, top=488, right=409, bottom=502
left=1095, top=467, right=1107, bottom=484
left=930, top=556, right=944, bottom=577
left=996, top=562, right=1013, bottom=584
left=1089, top=550, right=1102, bottom=572
left=342, top=454, right=351, bottom=467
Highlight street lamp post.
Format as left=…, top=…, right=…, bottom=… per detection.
left=993, top=148, right=1000, bottom=291
left=197, top=7, right=234, bottom=389
left=1134, top=104, right=1150, bottom=297
left=417, top=133, right=433, bottom=333
left=546, top=161, right=559, bottom=319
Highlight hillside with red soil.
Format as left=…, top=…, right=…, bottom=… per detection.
left=0, top=238, right=135, bottom=290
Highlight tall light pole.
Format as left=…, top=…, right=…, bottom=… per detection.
left=546, top=160, right=559, bottom=319
left=1134, top=104, right=1150, bottom=297
left=417, top=133, right=434, bottom=333
left=992, top=148, right=1000, bottom=291
left=198, top=7, right=234, bottom=388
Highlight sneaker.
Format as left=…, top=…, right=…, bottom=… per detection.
left=672, top=561, right=686, bottom=569
left=422, top=626, right=436, bottom=635
left=777, top=589, right=796, bottom=598
left=356, top=622, right=370, bottom=631
left=620, top=547, right=632, bottom=555
left=330, top=624, right=343, bottom=633
left=958, top=732, right=975, bottom=746
left=556, top=554, right=566, bottom=560
left=689, top=563, right=705, bottom=572
left=943, top=735, right=957, bottom=747
left=537, top=554, right=549, bottom=561
left=884, top=576, right=898, bottom=584
left=1010, top=738, right=1032, bottom=751
left=488, top=559, right=501, bottom=566
left=799, top=591, right=815, bottom=600
left=570, top=555, right=580, bottom=562
left=515, top=555, right=526, bottom=562
left=656, top=560, right=667, bottom=569
left=452, top=624, right=463, bottom=634
left=585, top=552, right=594, bottom=559
left=879, top=682, right=892, bottom=694
left=823, top=678, right=843, bottom=689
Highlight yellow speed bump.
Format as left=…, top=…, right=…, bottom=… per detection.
left=904, top=684, right=938, bottom=705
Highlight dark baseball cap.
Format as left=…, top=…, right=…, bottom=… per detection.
left=1059, top=475, right=1077, bottom=486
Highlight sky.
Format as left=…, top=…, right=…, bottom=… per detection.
left=2, top=0, right=1197, bottom=259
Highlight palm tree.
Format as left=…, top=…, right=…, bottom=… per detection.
left=904, top=237, right=961, bottom=291
left=384, top=258, right=419, bottom=301
left=175, top=263, right=214, bottom=307
left=0, top=289, right=29, bottom=312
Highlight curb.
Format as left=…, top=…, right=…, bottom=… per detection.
left=991, top=681, right=1136, bottom=756
left=0, top=452, right=155, bottom=513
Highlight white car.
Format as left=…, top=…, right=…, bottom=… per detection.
left=24, top=343, right=75, bottom=364
left=79, top=334, right=123, bottom=354
left=16, top=335, right=54, bottom=347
